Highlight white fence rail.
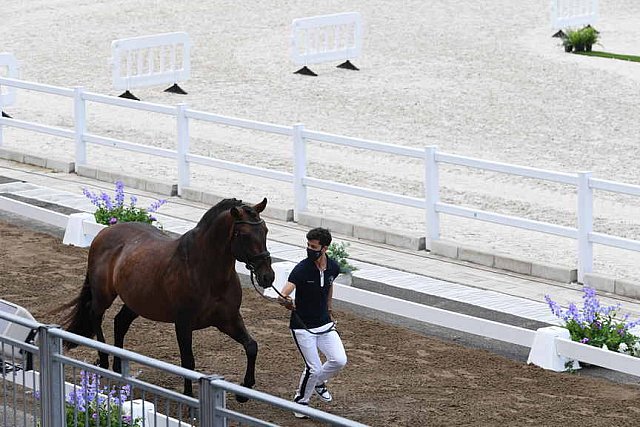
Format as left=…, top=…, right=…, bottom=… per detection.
left=3, top=76, right=640, bottom=282
left=290, top=12, right=362, bottom=66
left=550, top=0, right=599, bottom=30
left=110, top=32, right=191, bottom=91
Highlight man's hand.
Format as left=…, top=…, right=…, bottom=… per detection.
left=278, top=295, right=295, bottom=311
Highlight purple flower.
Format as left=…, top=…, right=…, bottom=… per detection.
left=100, top=192, right=114, bottom=210
left=129, top=195, right=138, bottom=207
left=545, top=295, right=562, bottom=318
left=582, top=286, right=600, bottom=323
left=580, top=337, right=589, bottom=344
left=114, top=181, right=125, bottom=207
left=564, top=303, right=581, bottom=323
left=82, top=188, right=101, bottom=207
left=147, top=199, right=166, bottom=213
left=109, top=217, right=118, bottom=225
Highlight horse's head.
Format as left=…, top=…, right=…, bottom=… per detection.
left=230, top=198, right=275, bottom=288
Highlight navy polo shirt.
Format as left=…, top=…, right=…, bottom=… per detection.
left=288, top=257, right=340, bottom=329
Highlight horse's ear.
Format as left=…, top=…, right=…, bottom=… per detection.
left=254, top=198, right=267, bottom=213
left=230, top=207, right=242, bottom=219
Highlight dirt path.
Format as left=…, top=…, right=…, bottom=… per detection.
left=2, top=219, right=640, bottom=426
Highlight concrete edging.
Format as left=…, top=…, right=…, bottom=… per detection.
left=297, top=212, right=426, bottom=251
left=430, top=240, right=577, bottom=284
left=76, top=165, right=177, bottom=196
left=0, top=148, right=74, bottom=173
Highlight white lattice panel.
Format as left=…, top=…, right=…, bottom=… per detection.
left=111, top=32, right=191, bottom=90
left=291, top=12, right=362, bottom=66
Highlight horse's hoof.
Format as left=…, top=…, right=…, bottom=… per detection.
left=235, top=394, right=249, bottom=403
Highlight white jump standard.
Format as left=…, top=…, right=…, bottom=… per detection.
left=291, top=12, right=363, bottom=76
left=110, top=32, right=191, bottom=100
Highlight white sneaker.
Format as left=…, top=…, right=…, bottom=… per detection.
left=293, top=401, right=309, bottom=419
left=314, top=383, right=332, bottom=402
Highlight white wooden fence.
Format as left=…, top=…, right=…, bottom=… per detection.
left=551, top=0, right=599, bottom=30
left=2, top=76, right=640, bottom=283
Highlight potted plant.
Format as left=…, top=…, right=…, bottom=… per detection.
left=82, top=180, right=166, bottom=226
left=326, top=242, right=357, bottom=286
left=544, top=287, right=640, bottom=356
left=581, top=26, right=599, bottom=52
left=563, top=27, right=599, bottom=53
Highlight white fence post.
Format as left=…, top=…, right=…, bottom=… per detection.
left=176, top=103, right=190, bottom=196
left=1, top=53, right=20, bottom=147
left=73, top=86, right=87, bottom=167
left=424, top=146, right=440, bottom=250
left=577, top=171, right=593, bottom=282
left=293, top=123, right=307, bottom=220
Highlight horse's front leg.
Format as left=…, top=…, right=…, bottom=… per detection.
left=175, top=318, right=195, bottom=396
left=217, top=313, right=258, bottom=403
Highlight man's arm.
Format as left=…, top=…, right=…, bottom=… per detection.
left=278, top=281, right=296, bottom=310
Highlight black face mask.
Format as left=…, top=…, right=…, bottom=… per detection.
left=307, top=248, right=322, bottom=261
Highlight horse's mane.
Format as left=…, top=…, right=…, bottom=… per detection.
left=178, top=198, right=259, bottom=257
left=197, top=198, right=244, bottom=229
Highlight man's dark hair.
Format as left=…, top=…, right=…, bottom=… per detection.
left=306, top=227, right=332, bottom=247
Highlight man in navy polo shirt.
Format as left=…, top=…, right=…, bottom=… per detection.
left=279, top=227, right=348, bottom=419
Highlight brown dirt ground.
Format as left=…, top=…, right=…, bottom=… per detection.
left=3, top=219, right=640, bottom=426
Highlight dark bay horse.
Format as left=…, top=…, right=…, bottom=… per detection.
left=59, top=198, right=274, bottom=398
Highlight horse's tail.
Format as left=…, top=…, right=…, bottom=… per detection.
left=57, top=275, right=96, bottom=350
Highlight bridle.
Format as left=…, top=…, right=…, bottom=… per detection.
left=232, top=218, right=271, bottom=272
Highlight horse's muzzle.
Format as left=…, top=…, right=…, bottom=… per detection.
left=254, top=264, right=275, bottom=289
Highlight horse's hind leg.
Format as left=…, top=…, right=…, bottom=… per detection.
left=89, top=274, right=118, bottom=369
left=92, top=313, right=110, bottom=369
left=217, top=314, right=257, bottom=403
left=112, top=305, right=139, bottom=373
left=175, top=317, right=195, bottom=396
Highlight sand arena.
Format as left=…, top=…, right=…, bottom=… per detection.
left=2, top=0, right=640, bottom=280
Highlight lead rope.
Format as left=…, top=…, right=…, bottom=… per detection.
left=248, top=270, right=336, bottom=336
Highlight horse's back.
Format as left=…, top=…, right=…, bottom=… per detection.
left=87, top=222, right=186, bottom=320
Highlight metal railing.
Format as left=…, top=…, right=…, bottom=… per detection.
left=0, top=309, right=366, bottom=427
left=3, top=76, right=640, bottom=281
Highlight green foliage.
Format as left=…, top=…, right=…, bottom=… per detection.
left=576, top=50, right=640, bottom=62
left=564, top=315, right=638, bottom=353
left=65, top=403, right=141, bottom=427
left=564, top=26, right=599, bottom=52
left=326, top=242, right=357, bottom=274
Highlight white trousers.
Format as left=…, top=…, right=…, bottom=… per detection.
left=291, top=323, right=347, bottom=403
